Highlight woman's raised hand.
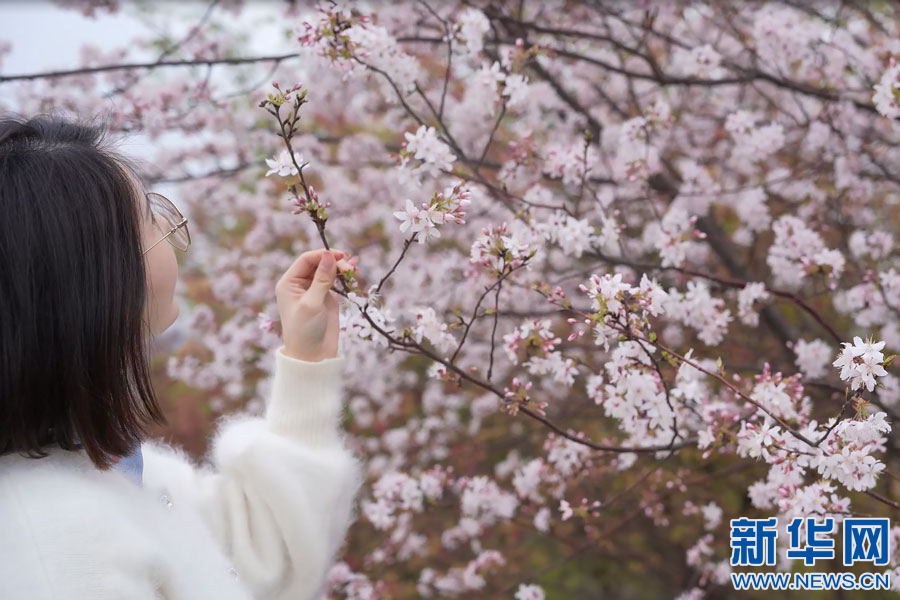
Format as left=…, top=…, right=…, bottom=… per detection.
left=275, top=248, right=356, bottom=362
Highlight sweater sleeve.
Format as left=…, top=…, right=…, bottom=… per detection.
left=141, top=345, right=365, bottom=600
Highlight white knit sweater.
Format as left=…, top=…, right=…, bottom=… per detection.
left=0, top=346, right=364, bottom=600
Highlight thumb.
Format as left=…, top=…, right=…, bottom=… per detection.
left=303, top=251, right=336, bottom=306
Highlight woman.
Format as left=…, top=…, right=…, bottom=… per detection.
left=0, top=113, right=364, bottom=599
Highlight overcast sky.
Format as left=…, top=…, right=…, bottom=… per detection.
left=2, top=1, right=295, bottom=75
left=1, top=1, right=300, bottom=165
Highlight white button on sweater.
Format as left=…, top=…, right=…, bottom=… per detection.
left=0, top=346, right=365, bottom=600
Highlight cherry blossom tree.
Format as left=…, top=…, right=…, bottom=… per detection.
left=6, top=0, right=900, bottom=597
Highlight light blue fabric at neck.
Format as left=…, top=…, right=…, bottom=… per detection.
left=114, top=445, right=144, bottom=487
left=70, top=431, right=143, bottom=486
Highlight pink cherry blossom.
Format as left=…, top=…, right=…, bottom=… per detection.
left=264, top=149, right=302, bottom=177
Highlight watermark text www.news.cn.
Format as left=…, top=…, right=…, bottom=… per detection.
left=730, top=516, right=891, bottom=591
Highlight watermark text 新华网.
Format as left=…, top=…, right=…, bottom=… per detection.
left=729, top=516, right=891, bottom=591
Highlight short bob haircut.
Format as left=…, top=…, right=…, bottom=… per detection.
left=0, top=112, right=164, bottom=469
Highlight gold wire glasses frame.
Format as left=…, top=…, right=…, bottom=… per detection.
left=142, top=192, right=191, bottom=255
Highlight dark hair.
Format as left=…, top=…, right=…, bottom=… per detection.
left=0, top=112, right=164, bottom=469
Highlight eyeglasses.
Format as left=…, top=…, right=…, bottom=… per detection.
left=142, top=192, right=190, bottom=255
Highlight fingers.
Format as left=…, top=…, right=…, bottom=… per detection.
left=289, top=257, right=356, bottom=286
left=280, top=248, right=346, bottom=284
left=303, top=250, right=337, bottom=306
